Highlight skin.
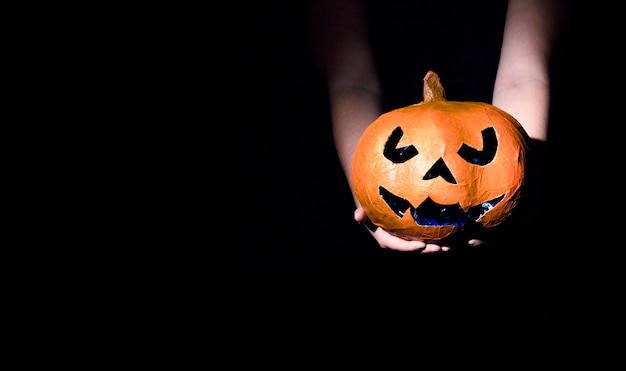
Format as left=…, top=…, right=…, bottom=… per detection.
left=308, top=0, right=563, bottom=252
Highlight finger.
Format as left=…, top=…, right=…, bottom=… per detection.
left=468, top=239, right=490, bottom=247
left=422, top=243, right=452, bottom=253
left=372, top=229, right=427, bottom=251
left=353, top=207, right=367, bottom=223
left=354, top=208, right=382, bottom=235
left=422, top=243, right=441, bottom=253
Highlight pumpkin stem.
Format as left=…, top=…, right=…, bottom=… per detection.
left=423, top=70, right=446, bottom=102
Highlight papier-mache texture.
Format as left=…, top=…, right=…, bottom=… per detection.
left=352, top=71, right=529, bottom=242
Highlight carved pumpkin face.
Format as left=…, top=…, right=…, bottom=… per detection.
left=352, top=71, right=529, bottom=242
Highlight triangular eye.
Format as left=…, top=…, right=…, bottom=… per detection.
left=384, top=126, right=418, bottom=163
left=457, top=127, right=497, bottom=165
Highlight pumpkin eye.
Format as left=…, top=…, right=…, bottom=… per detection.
left=384, top=126, right=418, bottom=163
left=457, top=127, right=497, bottom=165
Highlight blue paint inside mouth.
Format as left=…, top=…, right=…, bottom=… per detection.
left=379, top=186, right=505, bottom=226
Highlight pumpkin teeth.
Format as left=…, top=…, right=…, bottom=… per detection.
left=465, top=194, right=505, bottom=221
left=380, top=186, right=504, bottom=226
left=411, top=197, right=469, bottom=226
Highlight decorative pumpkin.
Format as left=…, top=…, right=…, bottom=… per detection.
left=352, top=71, right=529, bottom=242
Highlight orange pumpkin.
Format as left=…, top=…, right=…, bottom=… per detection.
left=352, top=71, right=529, bottom=242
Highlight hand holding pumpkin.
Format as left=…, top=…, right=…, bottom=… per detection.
left=355, top=205, right=491, bottom=252
left=354, top=207, right=452, bottom=252
left=310, top=0, right=559, bottom=254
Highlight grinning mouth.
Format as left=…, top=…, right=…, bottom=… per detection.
left=379, top=186, right=504, bottom=226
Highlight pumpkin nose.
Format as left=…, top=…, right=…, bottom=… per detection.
left=423, top=158, right=457, bottom=184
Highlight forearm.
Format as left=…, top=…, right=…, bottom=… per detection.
left=493, top=0, right=563, bottom=141
left=328, top=88, right=381, bottom=190
left=308, top=0, right=382, bottom=189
